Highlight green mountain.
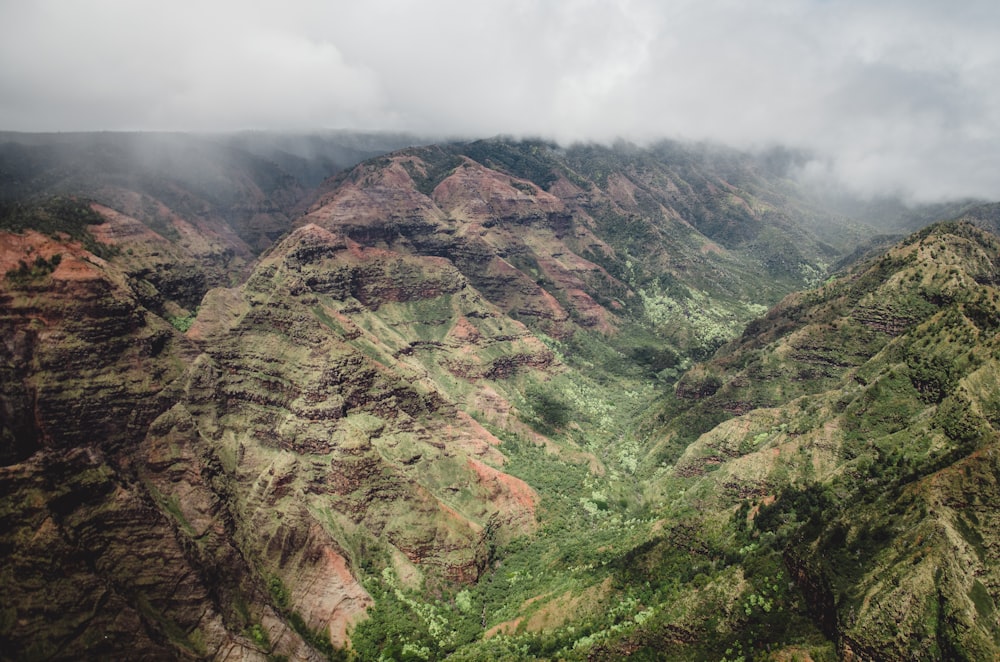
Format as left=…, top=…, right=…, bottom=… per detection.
left=634, top=219, right=1000, bottom=660
left=2, top=133, right=998, bottom=661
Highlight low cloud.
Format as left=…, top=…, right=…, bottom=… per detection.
left=1, top=0, right=998, bottom=201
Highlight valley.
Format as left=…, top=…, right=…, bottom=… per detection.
left=2, top=132, right=998, bottom=661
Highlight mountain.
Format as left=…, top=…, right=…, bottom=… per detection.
left=2, top=133, right=998, bottom=660
left=301, top=138, right=858, bottom=357
left=0, top=203, right=542, bottom=659
left=621, top=219, right=1000, bottom=659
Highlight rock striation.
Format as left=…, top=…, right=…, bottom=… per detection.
left=0, top=209, right=544, bottom=658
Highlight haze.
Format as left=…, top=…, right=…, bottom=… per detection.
left=1, top=0, right=999, bottom=202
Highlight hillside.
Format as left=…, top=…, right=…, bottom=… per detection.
left=2, top=134, right=998, bottom=660
left=627, top=220, right=1000, bottom=659
left=303, top=139, right=855, bottom=358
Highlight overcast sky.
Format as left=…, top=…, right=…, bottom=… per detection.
left=1, top=0, right=999, bottom=202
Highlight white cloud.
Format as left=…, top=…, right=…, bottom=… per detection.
left=1, top=0, right=999, bottom=201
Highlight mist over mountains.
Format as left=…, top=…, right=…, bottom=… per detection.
left=3, top=1, right=1000, bottom=201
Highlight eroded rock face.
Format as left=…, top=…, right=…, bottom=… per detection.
left=189, top=223, right=541, bottom=576
left=303, top=155, right=625, bottom=338
left=1, top=218, right=542, bottom=659
left=0, top=232, right=277, bottom=660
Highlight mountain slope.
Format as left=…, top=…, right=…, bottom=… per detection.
left=621, top=221, right=1000, bottom=659
left=303, top=139, right=851, bottom=361
left=432, top=221, right=1000, bottom=661
left=0, top=131, right=428, bottom=326
left=0, top=211, right=554, bottom=658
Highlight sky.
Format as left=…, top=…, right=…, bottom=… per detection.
left=1, top=0, right=999, bottom=202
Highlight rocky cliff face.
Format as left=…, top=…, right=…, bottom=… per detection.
left=0, top=230, right=275, bottom=660
left=302, top=140, right=846, bottom=356
left=0, top=209, right=543, bottom=658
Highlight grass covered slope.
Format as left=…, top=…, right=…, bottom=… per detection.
left=625, top=221, right=1000, bottom=659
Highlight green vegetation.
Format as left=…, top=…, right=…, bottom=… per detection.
left=459, top=139, right=560, bottom=190
left=248, top=623, right=271, bottom=649
left=401, top=148, right=464, bottom=196
left=523, top=384, right=571, bottom=432
left=0, top=196, right=117, bottom=258
left=5, top=253, right=61, bottom=283
left=346, top=221, right=1000, bottom=660
left=166, top=311, right=197, bottom=332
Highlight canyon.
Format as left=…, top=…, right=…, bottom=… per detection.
left=2, top=133, right=998, bottom=660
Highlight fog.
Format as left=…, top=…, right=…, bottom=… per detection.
left=1, top=0, right=998, bottom=202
